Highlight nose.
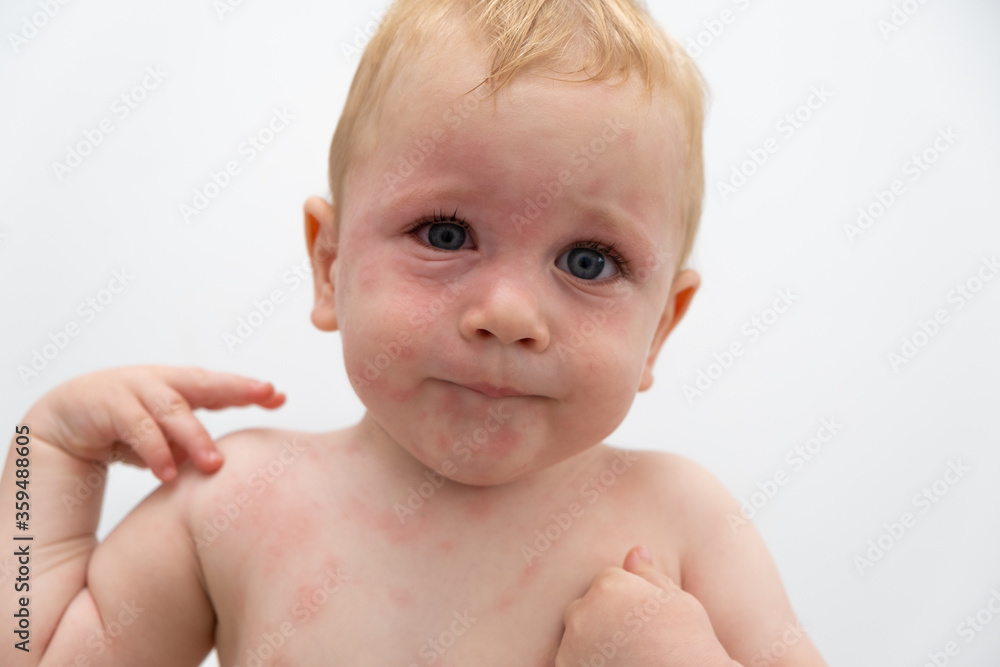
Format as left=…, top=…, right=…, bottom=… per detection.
left=458, top=274, right=550, bottom=351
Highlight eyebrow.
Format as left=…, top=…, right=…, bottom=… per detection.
left=381, top=185, right=472, bottom=213
left=573, top=204, right=661, bottom=259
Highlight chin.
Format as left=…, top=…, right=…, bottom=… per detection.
left=442, top=466, right=530, bottom=488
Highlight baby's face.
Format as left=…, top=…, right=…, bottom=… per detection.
left=313, top=47, right=697, bottom=486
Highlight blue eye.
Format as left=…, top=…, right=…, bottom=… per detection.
left=406, top=210, right=473, bottom=252
left=427, top=223, right=467, bottom=250
left=566, top=248, right=604, bottom=279
left=556, top=242, right=626, bottom=281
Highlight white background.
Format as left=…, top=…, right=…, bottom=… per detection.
left=1, top=0, right=998, bottom=665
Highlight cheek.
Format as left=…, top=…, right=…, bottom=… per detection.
left=339, top=259, right=431, bottom=393
left=556, top=304, right=646, bottom=428
left=564, top=301, right=645, bottom=377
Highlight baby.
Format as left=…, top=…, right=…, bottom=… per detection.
left=3, top=0, right=827, bottom=665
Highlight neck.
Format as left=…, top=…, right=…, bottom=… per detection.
left=349, top=410, right=604, bottom=506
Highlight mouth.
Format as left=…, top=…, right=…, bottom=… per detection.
left=452, top=381, right=531, bottom=399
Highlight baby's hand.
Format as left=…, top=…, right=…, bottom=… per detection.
left=555, top=546, right=740, bottom=667
left=25, top=365, right=285, bottom=482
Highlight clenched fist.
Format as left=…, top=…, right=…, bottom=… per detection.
left=556, top=545, right=740, bottom=666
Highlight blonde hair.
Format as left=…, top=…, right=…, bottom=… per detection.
left=328, top=0, right=709, bottom=268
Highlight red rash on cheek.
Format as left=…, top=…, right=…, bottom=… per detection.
left=619, top=127, right=637, bottom=150
left=387, top=384, right=419, bottom=402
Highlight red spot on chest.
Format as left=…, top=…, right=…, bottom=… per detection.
left=464, top=493, right=492, bottom=518
left=494, top=592, right=516, bottom=613
left=387, top=586, right=414, bottom=608
left=344, top=494, right=426, bottom=545
left=518, top=562, right=542, bottom=588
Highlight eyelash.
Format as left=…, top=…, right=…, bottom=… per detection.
left=403, top=210, right=633, bottom=283
left=402, top=209, right=471, bottom=240
left=572, top=239, right=632, bottom=282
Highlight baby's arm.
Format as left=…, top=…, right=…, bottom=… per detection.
left=673, top=456, right=827, bottom=666
left=0, top=366, right=283, bottom=666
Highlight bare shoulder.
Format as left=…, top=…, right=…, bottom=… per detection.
left=600, top=447, right=730, bottom=522
left=607, top=448, right=827, bottom=666
left=177, top=427, right=324, bottom=533
left=211, top=426, right=314, bottom=464
left=185, top=427, right=318, bottom=490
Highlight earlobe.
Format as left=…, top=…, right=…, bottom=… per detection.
left=303, top=196, right=339, bottom=332
left=638, top=269, right=701, bottom=392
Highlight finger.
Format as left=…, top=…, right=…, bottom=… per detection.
left=113, top=401, right=178, bottom=482
left=622, top=545, right=681, bottom=594
left=153, top=366, right=285, bottom=412
left=141, top=390, right=222, bottom=474
left=167, top=440, right=190, bottom=468
left=109, top=443, right=146, bottom=469
left=256, top=385, right=286, bottom=409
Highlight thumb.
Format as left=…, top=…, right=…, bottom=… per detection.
left=622, top=545, right=681, bottom=595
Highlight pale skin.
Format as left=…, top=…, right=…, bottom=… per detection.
left=0, top=40, right=827, bottom=667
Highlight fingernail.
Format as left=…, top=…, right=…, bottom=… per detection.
left=205, top=450, right=222, bottom=464
left=637, top=545, right=652, bottom=562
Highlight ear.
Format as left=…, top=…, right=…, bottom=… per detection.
left=304, top=196, right=339, bottom=332
left=638, top=269, right=700, bottom=392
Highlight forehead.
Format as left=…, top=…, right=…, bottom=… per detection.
left=345, top=34, right=686, bottom=251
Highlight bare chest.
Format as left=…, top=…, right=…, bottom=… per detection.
left=194, top=450, right=679, bottom=666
